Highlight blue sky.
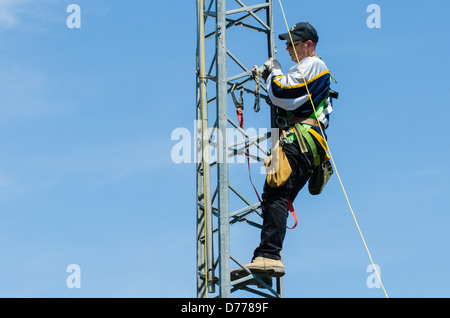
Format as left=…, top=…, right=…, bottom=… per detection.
left=0, top=0, right=449, bottom=298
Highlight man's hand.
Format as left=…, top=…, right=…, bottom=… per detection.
left=257, top=58, right=282, bottom=82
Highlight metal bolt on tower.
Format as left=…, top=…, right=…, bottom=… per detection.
left=196, top=0, right=281, bottom=298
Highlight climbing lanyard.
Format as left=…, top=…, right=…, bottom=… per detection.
left=235, top=109, right=298, bottom=229
left=286, top=196, right=297, bottom=229
left=235, top=108, right=262, bottom=204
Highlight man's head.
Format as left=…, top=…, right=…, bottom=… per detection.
left=279, top=22, right=318, bottom=62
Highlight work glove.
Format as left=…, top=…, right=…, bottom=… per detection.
left=257, top=58, right=282, bottom=82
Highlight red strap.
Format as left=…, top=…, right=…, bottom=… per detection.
left=286, top=196, right=298, bottom=229
left=237, top=110, right=263, bottom=204
left=237, top=110, right=297, bottom=229
left=236, top=109, right=244, bottom=127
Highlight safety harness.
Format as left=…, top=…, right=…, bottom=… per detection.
left=282, top=96, right=331, bottom=169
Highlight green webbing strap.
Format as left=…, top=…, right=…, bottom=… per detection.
left=285, top=96, right=326, bottom=167
left=294, top=123, right=321, bottom=168
left=292, top=123, right=308, bottom=153
left=308, top=98, right=327, bottom=121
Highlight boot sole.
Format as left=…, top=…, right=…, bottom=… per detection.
left=246, top=267, right=285, bottom=278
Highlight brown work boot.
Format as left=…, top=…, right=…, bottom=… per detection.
left=246, top=257, right=285, bottom=277
left=231, top=257, right=285, bottom=280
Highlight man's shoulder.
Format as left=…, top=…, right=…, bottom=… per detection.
left=301, top=56, right=328, bottom=69
left=289, top=56, right=329, bottom=78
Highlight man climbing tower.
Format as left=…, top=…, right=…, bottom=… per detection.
left=232, top=22, right=335, bottom=281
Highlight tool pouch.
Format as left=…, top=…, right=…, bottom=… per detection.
left=308, top=159, right=333, bottom=195
left=264, top=132, right=292, bottom=188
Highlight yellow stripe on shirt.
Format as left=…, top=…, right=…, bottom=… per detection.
left=273, top=70, right=330, bottom=90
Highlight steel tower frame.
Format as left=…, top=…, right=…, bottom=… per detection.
left=196, top=0, right=281, bottom=298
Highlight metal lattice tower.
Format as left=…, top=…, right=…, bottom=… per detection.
left=196, top=0, right=282, bottom=298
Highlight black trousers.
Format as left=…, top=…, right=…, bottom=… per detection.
left=253, top=136, right=325, bottom=261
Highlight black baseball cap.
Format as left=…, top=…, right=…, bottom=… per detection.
left=279, top=22, right=319, bottom=43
